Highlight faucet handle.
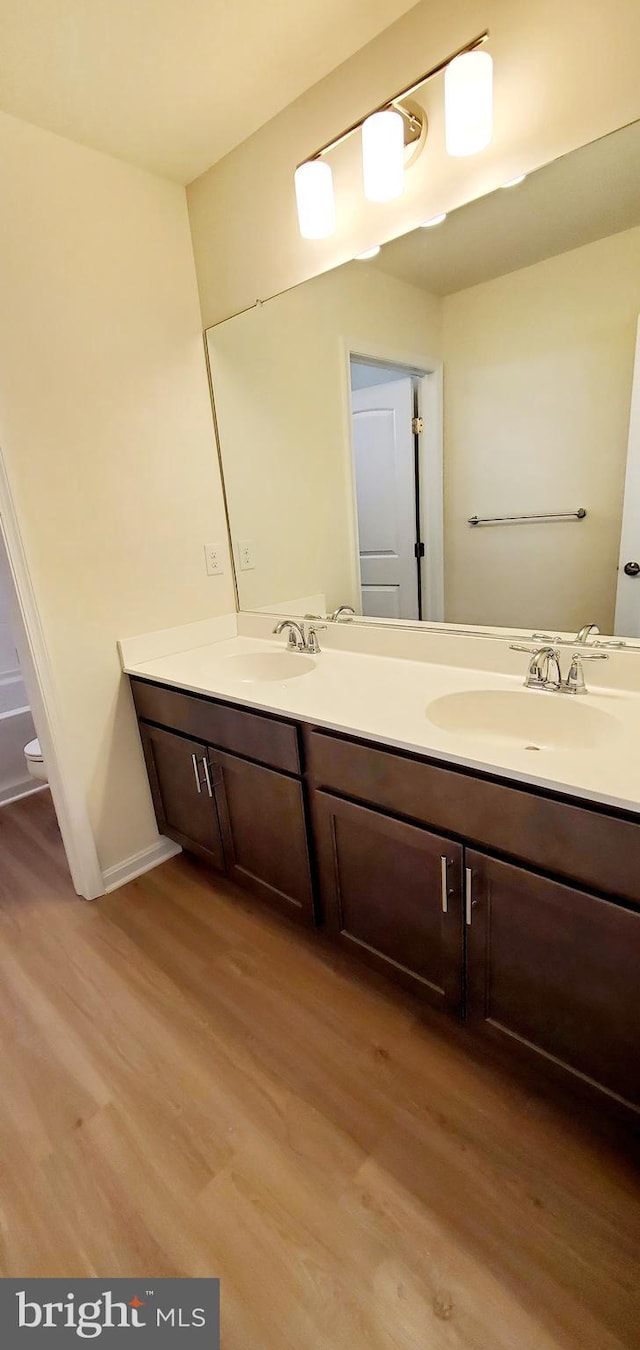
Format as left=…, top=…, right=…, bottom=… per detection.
left=563, top=649, right=609, bottom=695
left=305, top=622, right=326, bottom=654
left=509, top=642, right=552, bottom=654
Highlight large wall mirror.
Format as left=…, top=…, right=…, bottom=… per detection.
left=207, top=119, right=640, bottom=641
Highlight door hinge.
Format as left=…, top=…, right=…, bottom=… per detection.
left=414, top=542, right=425, bottom=559
left=412, top=416, right=423, bottom=435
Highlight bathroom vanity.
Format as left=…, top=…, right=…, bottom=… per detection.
left=154, top=114, right=640, bottom=1123
left=125, top=627, right=640, bottom=1120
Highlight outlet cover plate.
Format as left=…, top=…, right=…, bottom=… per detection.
left=204, top=543, right=225, bottom=576
left=238, top=540, right=255, bottom=571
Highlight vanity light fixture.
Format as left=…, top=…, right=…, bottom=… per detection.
left=295, top=29, right=491, bottom=240
left=294, top=159, right=336, bottom=240
left=420, top=212, right=447, bottom=227
left=355, top=246, right=381, bottom=260
left=444, top=49, right=493, bottom=156
left=362, top=108, right=405, bottom=202
left=501, top=173, right=527, bottom=188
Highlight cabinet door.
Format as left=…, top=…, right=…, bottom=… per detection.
left=211, top=749, right=316, bottom=924
left=466, top=850, right=640, bottom=1109
left=140, top=723, right=225, bottom=870
left=312, top=791, right=464, bottom=1011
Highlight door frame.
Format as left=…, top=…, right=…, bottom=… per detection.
left=341, top=340, right=444, bottom=622
left=0, top=442, right=104, bottom=899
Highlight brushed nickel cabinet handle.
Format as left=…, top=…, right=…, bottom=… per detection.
left=440, top=855, right=449, bottom=913
left=202, top=756, right=214, bottom=798
left=191, top=753, right=202, bottom=794
left=465, top=867, right=473, bottom=926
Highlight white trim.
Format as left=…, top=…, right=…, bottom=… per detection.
left=348, top=336, right=439, bottom=374
left=615, top=315, right=640, bottom=636
left=0, top=445, right=105, bottom=899
left=0, top=703, right=30, bottom=721
left=0, top=782, right=49, bottom=808
left=102, top=836, right=182, bottom=893
left=339, top=342, right=366, bottom=609
left=419, top=368, right=445, bottom=622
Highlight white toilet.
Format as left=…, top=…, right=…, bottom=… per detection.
left=24, top=737, right=48, bottom=784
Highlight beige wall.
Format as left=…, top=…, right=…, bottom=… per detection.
left=0, top=110, right=234, bottom=876
left=208, top=260, right=440, bottom=612
left=188, top=0, right=640, bottom=328
left=442, top=225, right=640, bottom=631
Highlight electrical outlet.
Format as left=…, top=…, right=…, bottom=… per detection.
left=238, top=539, right=255, bottom=571
left=204, top=543, right=225, bottom=576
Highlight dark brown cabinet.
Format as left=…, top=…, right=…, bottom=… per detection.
left=132, top=677, right=640, bottom=1119
left=137, top=701, right=316, bottom=925
left=313, top=791, right=464, bottom=1011
left=140, top=723, right=225, bottom=871
left=212, top=749, right=315, bottom=923
left=465, top=850, right=640, bottom=1110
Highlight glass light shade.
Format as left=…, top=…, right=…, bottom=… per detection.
left=294, top=160, right=336, bottom=239
left=420, top=213, right=447, bottom=228
left=361, top=109, right=405, bottom=203
left=444, top=50, right=493, bottom=157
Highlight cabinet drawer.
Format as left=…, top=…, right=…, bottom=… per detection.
left=131, top=677, right=300, bottom=774
left=305, top=728, right=640, bottom=906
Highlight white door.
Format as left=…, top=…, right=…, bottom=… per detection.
left=615, top=317, right=640, bottom=636
left=351, top=377, right=419, bottom=619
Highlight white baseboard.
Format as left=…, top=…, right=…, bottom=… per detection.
left=0, top=781, right=49, bottom=808
left=102, top=836, right=182, bottom=893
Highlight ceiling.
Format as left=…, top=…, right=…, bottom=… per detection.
left=0, top=0, right=418, bottom=183
left=369, top=119, right=640, bottom=295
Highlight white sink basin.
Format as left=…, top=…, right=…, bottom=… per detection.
left=219, top=651, right=316, bottom=684
left=426, top=688, right=621, bottom=752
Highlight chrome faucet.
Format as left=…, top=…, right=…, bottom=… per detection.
left=328, top=605, right=355, bottom=622
left=273, top=619, right=307, bottom=651
left=575, top=623, right=600, bottom=644
left=510, top=644, right=563, bottom=691
left=510, top=643, right=608, bottom=694
left=273, top=619, right=326, bottom=653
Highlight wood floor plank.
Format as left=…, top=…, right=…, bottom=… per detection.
left=0, top=792, right=639, bottom=1348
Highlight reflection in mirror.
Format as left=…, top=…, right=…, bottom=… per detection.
left=351, top=362, right=428, bottom=620
left=207, top=119, right=640, bottom=640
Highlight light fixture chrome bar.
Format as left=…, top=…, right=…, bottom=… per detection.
left=468, top=508, right=587, bottom=527
left=393, top=105, right=423, bottom=136
left=298, top=29, right=489, bottom=166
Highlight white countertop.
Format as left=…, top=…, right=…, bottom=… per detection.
left=121, top=625, right=640, bottom=817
